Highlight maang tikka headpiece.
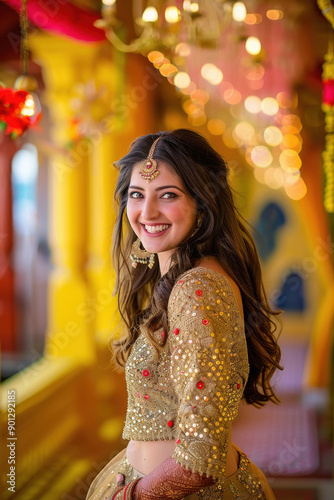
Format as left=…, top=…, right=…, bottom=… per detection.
left=139, top=136, right=161, bottom=183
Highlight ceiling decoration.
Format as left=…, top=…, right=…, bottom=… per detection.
left=97, top=1, right=310, bottom=201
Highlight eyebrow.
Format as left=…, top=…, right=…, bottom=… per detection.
left=128, top=185, right=186, bottom=194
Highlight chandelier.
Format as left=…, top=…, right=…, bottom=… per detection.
left=95, top=1, right=315, bottom=204
left=95, top=0, right=232, bottom=55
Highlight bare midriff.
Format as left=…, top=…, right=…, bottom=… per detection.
left=126, top=423, right=239, bottom=478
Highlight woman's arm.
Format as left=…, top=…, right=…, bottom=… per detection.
left=131, top=456, right=214, bottom=499
left=110, top=457, right=214, bottom=499
left=167, top=270, right=248, bottom=483
left=112, top=269, right=248, bottom=500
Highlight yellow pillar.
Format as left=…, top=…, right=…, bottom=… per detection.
left=29, top=33, right=104, bottom=363
left=30, top=33, right=160, bottom=360
left=87, top=131, right=120, bottom=345
left=86, top=51, right=159, bottom=345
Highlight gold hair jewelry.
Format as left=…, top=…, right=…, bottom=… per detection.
left=139, top=136, right=161, bottom=183
left=130, top=238, right=155, bottom=269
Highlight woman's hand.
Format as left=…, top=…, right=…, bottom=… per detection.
left=131, top=457, right=214, bottom=500
left=117, top=473, right=125, bottom=488
left=109, top=473, right=125, bottom=499
left=109, top=457, right=214, bottom=499
left=109, top=474, right=141, bottom=500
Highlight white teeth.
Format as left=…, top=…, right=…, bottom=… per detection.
left=144, top=224, right=170, bottom=233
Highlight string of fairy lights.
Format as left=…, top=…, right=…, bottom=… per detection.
left=98, top=1, right=307, bottom=202
left=96, top=1, right=334, bottom=210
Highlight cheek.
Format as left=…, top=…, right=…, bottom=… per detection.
left=171, top=204, right=196, bottom=227
left=126, top=202, right=138, bottom=226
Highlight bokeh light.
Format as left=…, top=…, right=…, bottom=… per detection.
left=178, top=81, right=196, bottom=94
left=183, top=1, right=199, bottom=13
left=244, top=13, right=262, bottom=24
left=232, top=2, right=247, bottom=22
left=282, top=114, right=302, bottom=132
left=182, top=99, right=195, bottom=115
left=281, top=134, right=302, bottom=152
left=148, top=51, right=164, bottom=65
left=285, top=169, right=301, bottom=185
left=234, top=121, right=255, bottom=142
left=159, top=63, right=178, bottom=77
left=187, top=111, right=206, bottom=127
left=190, top=88, right=210, bottom=104
left=245, top=36, right=261, bottom=55
left=201, top=63, right=223, bottom=85
left=244, top=95, right=262, bottom=113
left=284, top=177, right=307, bottom=200
left=276, top=91, right=293, bottom=108
left=142, top=6, right=158, bottom=22
left=251, top=145, right=273, bottom=167
left=224, top=88, right=242, bottom=104
left=281, top=124, right=301, bottom=135
left=266, top=9, right=284, bottom=20
left=175, top=43, right=191, bottom=57
left=279, top=149, right=302, bottom=171
left=207, top=119, right=226, bottom=135
left=152, top=56, right=169, bottom=69
left=264, top=126, right=283, bottom=146
left=165, top=6, right=181, bottom=23
left=174, top=72, right=191, bottom=88
left=261, top=97, right=279, bottom=116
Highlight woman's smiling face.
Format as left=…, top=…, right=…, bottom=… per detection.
left=126, top=161, right=198, bottom=267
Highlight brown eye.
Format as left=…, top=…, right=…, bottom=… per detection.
left=161, top=192, right=178, bottom=199
left=129, top=191, right=143, bottom=199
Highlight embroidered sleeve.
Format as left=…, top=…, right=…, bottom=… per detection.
left=167, top=269, right=249, bottom=483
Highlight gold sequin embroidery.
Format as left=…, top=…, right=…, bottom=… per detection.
left=122, top=267, right=249, bottom=484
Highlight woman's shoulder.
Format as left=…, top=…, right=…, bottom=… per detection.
left=170, top=259, right=244, bottom=322
left=176, top=265, right=226, bottom=284
left=174, top=257, right=233, bottom=287
left=169, top=261, right=230, bottom=300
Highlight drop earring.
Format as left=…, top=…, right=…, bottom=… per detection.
left=190, top=214, right=203, bottom=237
left=130, top=238, right=155, bottom=269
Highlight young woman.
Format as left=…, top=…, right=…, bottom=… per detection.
left=86, top=129, right=282, bottom=500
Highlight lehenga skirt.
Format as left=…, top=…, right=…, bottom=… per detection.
left=86, top=445, right=276, bottom=500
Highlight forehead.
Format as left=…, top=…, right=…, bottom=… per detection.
left=130, top=161, right=183, bottom=187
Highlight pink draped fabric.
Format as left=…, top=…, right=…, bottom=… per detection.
left=1, top=0, right=106, bottom=42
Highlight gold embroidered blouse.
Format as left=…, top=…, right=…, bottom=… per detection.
left=123, top=267, right=249, bottom=482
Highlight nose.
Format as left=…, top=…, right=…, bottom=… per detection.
left=141, top=195, right=160, bottom=221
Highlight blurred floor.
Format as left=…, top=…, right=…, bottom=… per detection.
left=233, top=341, right=334, bottom=499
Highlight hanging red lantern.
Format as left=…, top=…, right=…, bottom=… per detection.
left=0, top=85, right=41, bottom=138
left=0, top=0, right=42, bottom=139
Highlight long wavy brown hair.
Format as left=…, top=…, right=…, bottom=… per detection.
left=112, top=129, right=282, bottom=407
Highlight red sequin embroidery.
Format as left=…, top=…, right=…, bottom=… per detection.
left=196, top=290, right=203, bottom=296
left=174, top=328, right=180, bottom=335
left=202, top=319, right=209, bottom=325
left=197, top=381, right=205, bottom=390
left=167, top=420, right=174, bottom=427
left=142, top=370, right=150, bottom=377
